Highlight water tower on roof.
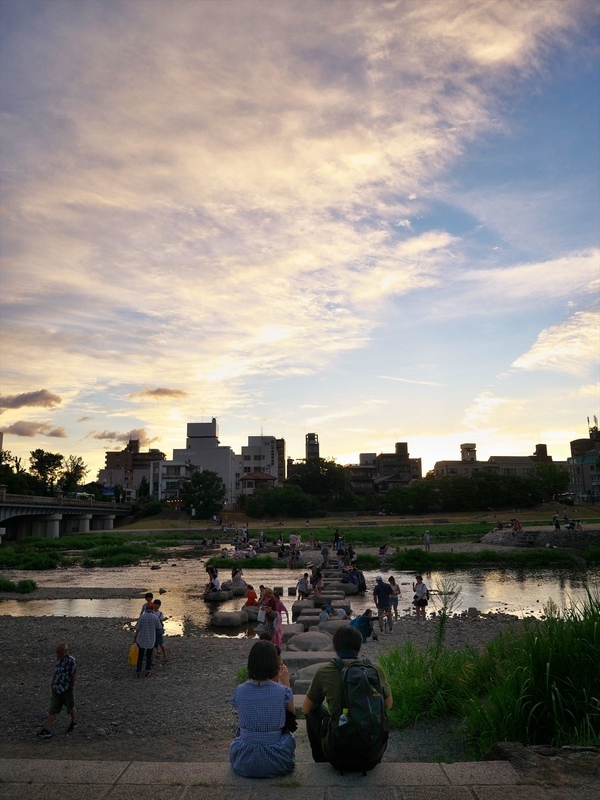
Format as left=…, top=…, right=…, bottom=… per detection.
left=460, top=443, right=477, bottom=462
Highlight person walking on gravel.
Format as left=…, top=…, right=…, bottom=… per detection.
left=36, top=642, right=77, bottom=739
left=133, top=602, right=162, bottom=678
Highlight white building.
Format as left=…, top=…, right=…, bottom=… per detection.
left=241, top=435, right=279, bottom=479
left=166, top=419, right=241, bottom=509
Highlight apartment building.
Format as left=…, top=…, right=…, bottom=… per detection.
left=345, top=443, right=422, bottom=494
left=567, top=423, right=600, bottom=501
left=433, top=443, right=560, bottom=479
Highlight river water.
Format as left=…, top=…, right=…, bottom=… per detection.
left=1, top=558, right=598, bottom=637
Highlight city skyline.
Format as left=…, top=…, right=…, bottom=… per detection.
left=1, top=0, right=599, bottom=478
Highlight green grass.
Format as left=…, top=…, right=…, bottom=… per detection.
left=389, top=547, right=579, bottom=571
left=0, top=576, right=37, bottom=593
left=379, top=641, right=481, bottom=728
left=355, top=553, right=381, bottom=569
left=378, top=588, right=600, bottom=756
left=236, top=666, right=249, bottom=684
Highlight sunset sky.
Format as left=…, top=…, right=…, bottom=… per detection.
left=1, top=0, right=599, bottom=479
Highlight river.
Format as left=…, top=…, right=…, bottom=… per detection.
left=1, top=558, right=598, bottom=637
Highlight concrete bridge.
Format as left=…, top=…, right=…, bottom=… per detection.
left=0, top=490, right=133, bottom=539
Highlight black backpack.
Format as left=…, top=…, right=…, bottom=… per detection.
left=327, top=657, right=389, bottom=773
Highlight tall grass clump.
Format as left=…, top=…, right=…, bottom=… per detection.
left=0, top=576, right=37, bottom=593
left=466, top=589, right=600, bottom=755
left=379, top=641, right=481, bottom=728
left=355, top=553, right=381, bottom=569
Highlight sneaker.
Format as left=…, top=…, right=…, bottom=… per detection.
left=36, top=728, right=53, bottom=739
left=67, top=721, right=78, bottom=733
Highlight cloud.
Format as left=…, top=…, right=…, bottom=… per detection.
left=86, top=428, right=160, bottom=447
left=0, top=389, right=62, bottom=410
left=574, top=384, right=600, bottom=398
left=449, top=250, right=599, bottom=312
left=512, top=310, right=600, bottom=376
left=462, top=392, right=513, bottom=428
left=0, top=420, right=67, bottom=438
left=128, top=387, right=189, bottom=400
left=380, top=375, right=441, bottom=387
left=77, top=416, right=93, bottom=422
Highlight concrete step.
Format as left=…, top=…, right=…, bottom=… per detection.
left=0, top=757, right=523, bottom=791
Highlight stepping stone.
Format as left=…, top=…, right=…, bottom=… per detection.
left=282, top=651, right=337, bottom=671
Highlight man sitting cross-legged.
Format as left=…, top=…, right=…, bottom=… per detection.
left=302, top=626, right=393, bottom=773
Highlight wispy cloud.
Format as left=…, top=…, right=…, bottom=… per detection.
left=462, top=392, right=514, bottom=429
left=512, top=310, right=599, bottom=376
left=77, top=416, right=93, bottom=422
left=0, top=389, right=62, bottom=411
left=380, top=376, right=441, bottom=387
left=0, top=420, right=67, bottom=438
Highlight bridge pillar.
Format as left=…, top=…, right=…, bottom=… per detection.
left=103, top=515, right=116, bottom=530
left=77, top=514, right=93, bottom=533
left=43, top=514, right=62, bottom=539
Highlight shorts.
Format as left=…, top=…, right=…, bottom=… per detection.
left=155, top=630, right=164, bottom=646
left=49, top=689, right=75, bottom=715
left=377, top=606, right=392, bottom=614
left=415, top=599, right=428, bottom=607
left=390, top=597, right=398, bottom=607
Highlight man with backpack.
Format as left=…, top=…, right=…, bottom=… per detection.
left=302, top=626, right=393, bottom=773
left=373, top=575, right=394, bottom=634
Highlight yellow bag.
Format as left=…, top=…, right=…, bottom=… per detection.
left=128, top=644, right=138, bottom=666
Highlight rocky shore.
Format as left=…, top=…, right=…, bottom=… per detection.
left=1, top=611, right=521, bottom=763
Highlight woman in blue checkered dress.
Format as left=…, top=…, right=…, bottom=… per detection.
left=230, top=640, right=296, bottom=778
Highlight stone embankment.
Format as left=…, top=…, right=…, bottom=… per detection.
left=482, top=527, right=600, bottom=550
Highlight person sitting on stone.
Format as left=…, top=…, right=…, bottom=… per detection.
left=302, top=626, right=392, bottom=770
left=230, top=640, right=296, bottom=778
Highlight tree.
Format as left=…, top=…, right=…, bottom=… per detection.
left=180, top=469, right=226, bottom=518
left=59, top=455, right=89, bottom=493
left=137, top=476, right=150, bottom=500
left=29, top=449, right=64, bottom=493
left=530, top=462, right=570, bottom=499
left=286, top=458, right=347, bottom=499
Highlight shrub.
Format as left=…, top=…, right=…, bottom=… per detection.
left=0, top=577, right=37, bottom=593
left=355, top=553, right=381, bottom=569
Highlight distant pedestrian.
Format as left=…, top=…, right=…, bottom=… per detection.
left=553, top=513, right=561, bottom=532
left=373, top=576, right=393, bottom=634
left=36, top=643, right=77, bottom=738
left=413, top=575, right=429, bottom=625
left=297, top=573, right=310, bottom=600
left=423, top=531, right=431, bottom=553
left=388, top=575, right=402, bottom=620
left=153, top=598, right=167, bottom=662
left=133, top=602, right=162, bottom=678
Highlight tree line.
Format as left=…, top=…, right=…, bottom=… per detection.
left=239, top=458, right=571, bottom=518
left=0, top=449, right=90, bottom=496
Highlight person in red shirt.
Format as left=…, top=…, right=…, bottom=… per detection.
left=244, top=585, right=259, bottom=606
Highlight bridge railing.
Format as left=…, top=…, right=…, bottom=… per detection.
left=0, top=493, right=132, bottom=509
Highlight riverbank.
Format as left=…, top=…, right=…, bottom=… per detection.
left=1, top=612, right=520, bottom=763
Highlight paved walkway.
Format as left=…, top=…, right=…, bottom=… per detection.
left=1, top=758, right=596, bottom=800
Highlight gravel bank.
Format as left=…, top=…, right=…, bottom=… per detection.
left=1, top=612, right=520, bottom=763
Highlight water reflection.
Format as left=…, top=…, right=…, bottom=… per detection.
left=0, top=565, right=598, bottom=634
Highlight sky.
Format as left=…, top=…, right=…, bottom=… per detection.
left=1, top=0, right=599, bottom=480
